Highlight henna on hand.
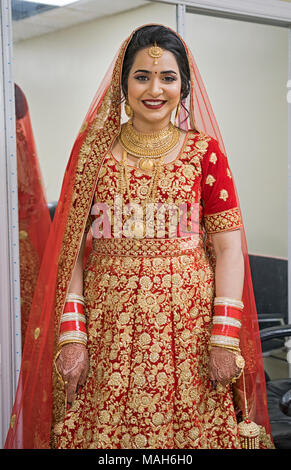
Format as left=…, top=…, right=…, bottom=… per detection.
left=56, top=343, right=89, bottom=403
left=209, top=346, right=241, bottom=387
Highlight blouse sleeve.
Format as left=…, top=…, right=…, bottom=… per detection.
left=201, top=138, right=243, bottom=234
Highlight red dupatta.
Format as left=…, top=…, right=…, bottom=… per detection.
left=15, top=84, right=51, bottom=346
left=5, top=25, right=272, bottom=448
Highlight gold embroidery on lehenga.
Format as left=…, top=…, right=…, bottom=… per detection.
left=51, top=38, right=128, bottom=446
left=55, top=132, right=251, bottom=450
left=206, top=174, right=216, bottom=186
left=219, top=189, right=229, bottom=201
left=209, top=152, right=217, bottom=164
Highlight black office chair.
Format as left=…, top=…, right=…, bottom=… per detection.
left=249, top=254, right=288, bottom=354
left=260, top=325, right=291, bottom=449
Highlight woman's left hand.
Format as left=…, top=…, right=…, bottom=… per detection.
left=209, top=346, right=241, bottom=387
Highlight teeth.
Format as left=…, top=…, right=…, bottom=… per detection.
left=144, top=101, right=164, bottom=105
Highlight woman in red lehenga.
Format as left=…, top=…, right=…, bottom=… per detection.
left=5, top=25, right=274, bottom=449
left=15, top=84, right=51, bottom=347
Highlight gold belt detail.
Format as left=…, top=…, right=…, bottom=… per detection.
left=92, top=234, right=203, bottom=258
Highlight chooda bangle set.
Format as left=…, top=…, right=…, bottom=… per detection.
left=58, top=293, right=88, bottom=348
left=210, top=296, right=245, bottom=374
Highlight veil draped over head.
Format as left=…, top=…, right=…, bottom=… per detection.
left=5, top=24, right=272, bottom=449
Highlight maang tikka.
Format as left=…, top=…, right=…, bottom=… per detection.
left=148, top=41, right=164, bottom=65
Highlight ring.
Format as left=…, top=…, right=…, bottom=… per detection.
left=234, top=354, right=245, bottom=370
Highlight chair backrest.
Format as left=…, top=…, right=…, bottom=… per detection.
left=249, top=254, right=288, bottom=324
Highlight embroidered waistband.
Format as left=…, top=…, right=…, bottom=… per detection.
left=92, top=234, right=204, bottom=258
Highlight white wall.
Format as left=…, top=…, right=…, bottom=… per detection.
left=13, top=4, right=288, bottom=257
left=185, top=13, right=288, bottom=258
left=13, top=3, right=176, bottom=202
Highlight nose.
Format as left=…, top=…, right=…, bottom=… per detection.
left=148, top=77, right=163, bottom=97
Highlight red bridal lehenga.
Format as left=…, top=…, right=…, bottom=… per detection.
left=5, top=25, right=274, bottom=449
left=57, top=132, right=251, bottom=449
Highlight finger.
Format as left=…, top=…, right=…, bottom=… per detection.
left=55, top=358, right=65, bottom=381
left=208, top=364, right=217, bottom=382
left=66, top=375, right=79, bottom=403
left=79, top=363, right=89, bottom=387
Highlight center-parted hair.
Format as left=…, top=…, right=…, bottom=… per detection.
left=121, top=25, right=191, bottom=101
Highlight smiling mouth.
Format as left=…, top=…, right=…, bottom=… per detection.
left=142, top=100, right=167, bottom=109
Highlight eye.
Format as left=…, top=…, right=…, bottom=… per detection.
left=134, top=75, right=149, bottom=81
left=163, top=76, right=177, bottom=82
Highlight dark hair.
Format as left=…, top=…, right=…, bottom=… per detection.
left=121, top=25, right=190, bottom=101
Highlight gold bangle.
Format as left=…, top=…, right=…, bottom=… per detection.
left=210, top=335, right=240, bottom=350
left=210, top=343, right=241, bottom=353
left=57, top=338, right=88, bottom=348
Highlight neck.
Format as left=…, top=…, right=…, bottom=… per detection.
left=131, top=116, right=171, bottom=134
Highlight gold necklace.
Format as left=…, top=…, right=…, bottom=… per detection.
left=119, top=120, right=180, bottom=172
left=118, top=150, right=165, bottom=238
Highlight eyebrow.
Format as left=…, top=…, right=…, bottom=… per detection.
left=133, top=69, right=177, bottom=75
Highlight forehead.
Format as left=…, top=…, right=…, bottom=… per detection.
left=130, top=47, right=180, bottom=72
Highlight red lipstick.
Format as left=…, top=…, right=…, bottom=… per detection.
left=142, top=100, right=166, bottom=110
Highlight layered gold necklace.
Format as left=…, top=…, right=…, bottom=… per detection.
left=119, top=120, right=180, bottom=172
left=118, top=120, right=181, bottom=238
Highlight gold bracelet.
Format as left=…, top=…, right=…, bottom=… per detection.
left=57, top=339, right=88, bottom=349
left=210, top=343, right=241, bottom=354
left=210, top=335, right=240, bottom=350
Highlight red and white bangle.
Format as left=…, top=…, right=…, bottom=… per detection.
left=58, top=293, right=88, bottom=348
left=210, top=296, right=244, bottom=352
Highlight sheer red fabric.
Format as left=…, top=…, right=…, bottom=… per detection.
left=5, top=25, right=272, bottom=448
left=15, top=84, right=51, bottom=345
left=181, top=50, right=272, bottom=433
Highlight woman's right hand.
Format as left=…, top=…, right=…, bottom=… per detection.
left=56, top=343, right=89, bottom=404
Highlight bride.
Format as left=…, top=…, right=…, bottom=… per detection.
left=5, top=24, right=274, bottom=450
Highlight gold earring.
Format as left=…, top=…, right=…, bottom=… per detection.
left=125, top=100, right=133, bottom=118
left=174, top=102, right=181, bottom=127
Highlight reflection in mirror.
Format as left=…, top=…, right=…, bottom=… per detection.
left=15, top=83, right=51, bottom=348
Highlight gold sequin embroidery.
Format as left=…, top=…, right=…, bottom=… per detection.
left=204, top=207, right=242, bottom=234
left=209, top=152, right=217, bottom=164
left=219, top=189, right=229, bottom=201
left=206, top=175, right=216, bottom=187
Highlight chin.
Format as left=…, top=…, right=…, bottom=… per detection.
left=142, top=111, right=172, bottom=124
